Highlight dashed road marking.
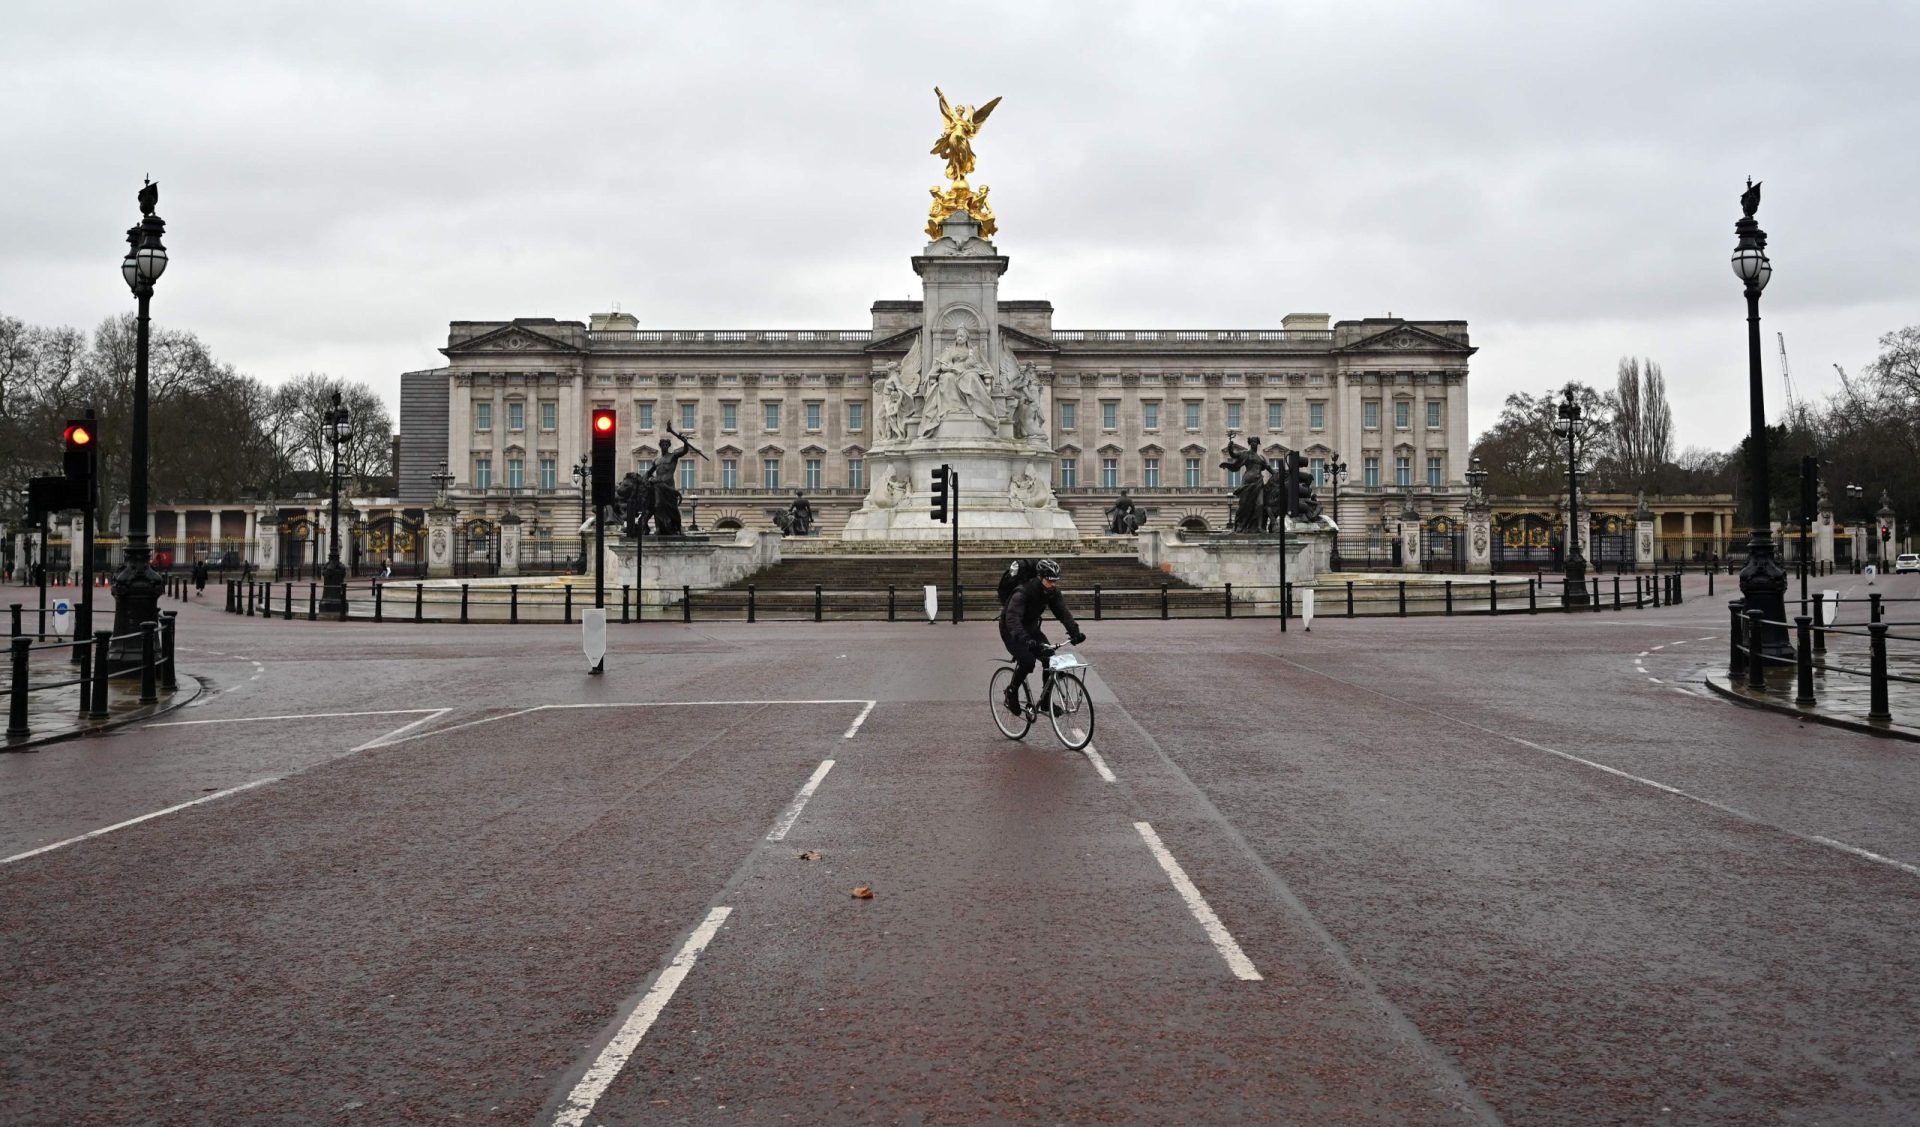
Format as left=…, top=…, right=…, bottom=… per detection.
left=1070, top=731, right=1116, bottom=782
left=1134, top=821, right=1262, bottom=981
left=549, top=906, right=733, bottom=1127
left=2, top=777, right=277, bottom=865
left=765, top=759, right=835, bottom=841
left=841, top=701, right=875, bottom=739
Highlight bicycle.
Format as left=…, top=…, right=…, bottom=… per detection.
left=989, top=644, right=1094, bottom=750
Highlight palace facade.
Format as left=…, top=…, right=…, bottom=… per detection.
left=398, top=303, right=1477, bottom=544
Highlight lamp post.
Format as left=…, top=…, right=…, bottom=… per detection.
left=110, top=180, right=169, bottom=661
left=570, top=453, right=590, bottom=571
left=1326, top=452, right=1349, bottom=569
left=318, top=392, right=353, bottom=615
left=1551, top=389, right=1589, bottom=607
left=1732, top=178, right=1791, bottom=659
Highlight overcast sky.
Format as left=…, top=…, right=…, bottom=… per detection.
left=5, top=0, right=1916, bottom=452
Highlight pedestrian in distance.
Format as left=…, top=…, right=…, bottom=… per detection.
left=192, top=559, right=208, bottom=597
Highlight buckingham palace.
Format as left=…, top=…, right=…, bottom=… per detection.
left=397, top=302, right=1474, bottom=546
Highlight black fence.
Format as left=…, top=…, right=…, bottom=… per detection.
left=5, top=608, right=179, bottom=741
left=1728, top=590, right=1918, bottom=728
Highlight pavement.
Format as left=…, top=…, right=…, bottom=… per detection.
left=5, top=573, right=1920, bottom=1123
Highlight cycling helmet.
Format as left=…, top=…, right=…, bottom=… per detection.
left=1035, top=558, right=1062, bottom=579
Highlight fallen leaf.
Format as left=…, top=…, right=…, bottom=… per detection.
left=850, top=885, right=874, bottom=899
left=797, top=850, right=820, bottom=861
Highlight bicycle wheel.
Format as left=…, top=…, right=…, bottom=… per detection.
left=1048, top=670, right=1094, bottom=750
left=989, top=666, right=1034, bottom=740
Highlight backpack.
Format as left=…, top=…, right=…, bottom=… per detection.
left=997, top=558, right=1038, bottom=605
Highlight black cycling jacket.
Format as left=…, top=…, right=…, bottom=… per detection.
left=1000, top=577, right=1081, bottom=652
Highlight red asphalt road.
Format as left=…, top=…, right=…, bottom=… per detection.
left=4, top=574, right=1920, bottom=1124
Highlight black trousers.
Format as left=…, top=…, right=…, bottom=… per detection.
left=999, top=621, right=1050, bottom=695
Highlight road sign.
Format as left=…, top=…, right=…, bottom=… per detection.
left=52, top=598, right=72, bottom=636
left=923, top=584, right=938, bottom=623
left=582, top=609, right=607, bottom=669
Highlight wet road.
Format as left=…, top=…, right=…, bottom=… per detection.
left=5, top=575, right=1920, bottom=1124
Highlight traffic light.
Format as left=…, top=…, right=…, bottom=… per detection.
left=63, top=418, right=96, bottom=492
left=1800, top=455, right=1818, bottom=524
left=930, top=464, right=950, bottom=523
left=1284, top=451, right=1319, bottom=521
left=590, top=409, right=616, bottom=506
left=1883, top=524, right=1893, bottom=545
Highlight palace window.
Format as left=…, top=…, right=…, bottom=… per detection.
left=1364, top=400, right=1380, bottom=429
left=1143, top=458, right=1160, bottom=487
left=539, top=457, right=556, bottom=491
left=1225, top=402, right=1242, bottom=430
left=475, top=457, right=492, bottom=489
left=806, top=458, right=822, bottom=489
left=1395, top=455, right=1411, bottom=487
left=507, top=458, right=524, bottom=489
left=1363, top=456, right=1379, bottom=488
left=1059, top=401, right=1077, bottom=430
left=1309, top=402, right=1325, bottom=430
left=540, top=402, right=556, bottom=431
left=636, top=459, right=653, bottom=478
left=681, top=403, right=697, bottom=431
left=1059, top=457, right=1077, bottom=488
left=475, top=402, right=492, bottom=431
left=1143, top=402, right=1159, bottom=430
left=722, top=458, right=738, bottom=488
left=681, top=460, right=696, bottom=490
left=722, top=402, right=738, bottom=431
left=1427, top=400, right=1443, bottom=429
left=1395, top=401, right=1410, bottom=429
left=638, top=403, right=654, bottom=430
left=763, top=458, right=780, bottom=488
left=1185, top=457, right=1201, bottom=487
left=848, top=458, right=864, bottom=489
left=1226, top=466, right=1240, bottom=487
left=1102, top=402, right=1118, bottom=430
left=1184, top=402, right=1201, bottom=429
left=1268, top=402, right=1284, bottom=430
left=847, top=402, right=864, bottom=431
left=1310, top=456, right=1325, bottom=485
left=1428, top=456, right=1443, bottom=487
left=806, top=403, right=822, bottom=431
left=508, top=402, right=525, bottom=431
left=1101, top=458, right=1118, bottom=488
left=764, top=403, right=780, bottom=430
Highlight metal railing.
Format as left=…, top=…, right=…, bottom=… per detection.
left=221, top=572, right=1690, bottom=626
left=1728, top=592, right=1917, bottom=726
left=6, top=610, right=177, bottom=740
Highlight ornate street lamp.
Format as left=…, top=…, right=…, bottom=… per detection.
left=1464, top=456, right=1488, bottom=501
left=1551, top=389, right=1589, bottom=607
left=1732, top=178, right=1791, bottom=659
left=1326, top=452, right=1349, bottom=569
left=318, top=392, right=353, bottom=615
left=570, top=452, right=590, bottom=571
left=110, top=180, right=169, bottom=662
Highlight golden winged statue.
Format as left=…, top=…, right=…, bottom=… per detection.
left=926, top=87, right=1002, bottom=240
left=931, top=87, right=1000, bottom=183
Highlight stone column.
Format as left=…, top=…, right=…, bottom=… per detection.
left=1634, top=495, right=1655, bottom=571
left=425, top=501, right=457, bottom=579
left=1464, top=502, right=1492, bottom=574
left=1816, top=482, right=1835, bottom=567
left=253, top=505, right=277, bottom=574
left=172, top=511, right=188, bottom=567
left=1878, top=492, right=1898, bottom=559
left=498, top=509, right=521, bottom=577
left=209, top=511, right=223, bottom=559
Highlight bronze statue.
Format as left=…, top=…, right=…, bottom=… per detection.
left=1220, top=433, right=1269, bottom=533
left=773, top=491, right=815, bottom=536
left=1105, top=489, right=1147, bottom=534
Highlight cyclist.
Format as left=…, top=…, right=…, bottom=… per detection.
left=999, top=558, right=1086, bottom=714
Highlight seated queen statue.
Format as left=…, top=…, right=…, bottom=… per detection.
left=920, top=326, right=998, bottom=437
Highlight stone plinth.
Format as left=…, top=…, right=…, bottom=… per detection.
left=1465, top=507, right=1492, bottom=574
left=840, top=437, right=1078, bottom=542
left=424, top=505, right=456, bottom=578
left=606, top=530, right=781, bottom=605
left=1138, top=522, right=1334, bottom=600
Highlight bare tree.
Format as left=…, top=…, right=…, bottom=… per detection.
left=1610, top=357, right=1674, bottom=489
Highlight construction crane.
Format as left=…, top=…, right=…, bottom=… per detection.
left=1777, top=332, right=1797, bottom=419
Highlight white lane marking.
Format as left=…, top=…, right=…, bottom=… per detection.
left=841, top=701, right=876, bottom=739
left=352, top=708, right=454, bottom=752
left=1672, top=687, right=1700, bottom=697
left=1071, top=731, right=1116, bottom=783
left=149, top=708, right=437, bottom=728
left=1638, top=651, right=1651, bottom=657
left=550, top=906, right=733, bottom=1127
left=766, top=760, right=835, bottom=841
left=377, top=700, right=881, bottom=750
left=1648, top=677, right=1664, bottom=684
left=3, top=777, right=276, bottom=865
left=1502, top=734, right=1920, bottom=880
left=1134, top=822, right=1262, bottom=981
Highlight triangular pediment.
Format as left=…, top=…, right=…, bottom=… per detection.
left=864, top=327, right=924, bottom=354
left=1334, top=323, right=1475, bottom=355
left=443, top=322, right=586, bottom=356
left=997, top=325, right=1060, bottom=353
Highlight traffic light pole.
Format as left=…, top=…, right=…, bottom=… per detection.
left=950, top=466, right=959, bottom=625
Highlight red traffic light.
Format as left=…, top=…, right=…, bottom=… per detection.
left=592, top=411, right=615, bottom=433
left=64, top=423, right=93, bottom=446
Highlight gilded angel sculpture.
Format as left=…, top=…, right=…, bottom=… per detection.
left=931, top=87, right=1001, bottom=184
